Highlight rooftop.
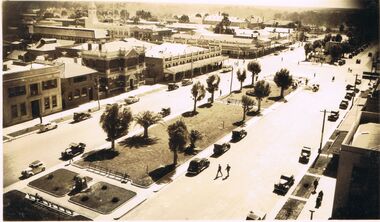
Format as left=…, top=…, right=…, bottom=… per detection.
left=28, top=38, right=75, bottom=52
left=54, top=57, right=97, bottom=79
left=3, top=60, right=51, bottom=75
left=204, top=14, right=246, bottom=23
left=34, top=25, right=108, bottom=39
left=145, top=43, right=207, bottom=58
left=79, top=38, right=156, bottom=52
left=351, top=123, right=380, bottom=151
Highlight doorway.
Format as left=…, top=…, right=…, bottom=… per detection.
left=130, top=79, right=134, bottom=90
left=31, top=100, right=40, bottom=118
left=89, top=88, right=94, bottom=100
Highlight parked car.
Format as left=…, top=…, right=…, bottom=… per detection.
left=159, top=107, right=171, bottom=117
left=125, top=96, right=140, bottom=105
left=346, top=84, right=354, bottom=90
left=168, top=83, right=179, bottom=91
left=187, top=158, right=210, bottom=175
left=61, top=142, right=86, bottom=159
left=339, top=100, right=349, bottom=109
left=299, top=147, right=311, bottom=164
left=290, top=47, right=294, bottom=51
left=246, top=89, right=255, bottom=96
left=181, top=78, right=193, bottom=86
left=328, top=110, right=340, bottom=122
left=338, top=60, right=346, bottom=66
left=345, top=92, right=353, bottom=100
left=312, top=84, right=320, bottom=92
left=356, top=59, right=361, bottom=64
left=221, top=66, right=233, bottom=73
left=246, top=211, right=267, bottom=220
left=213, top=142, right=231, bottom=156
left=73, top=111, right=91, bottom=122
left=274, top=174, right=295, bottom=195
left=21, top=160, right=45, bottom=178
left=368, top=52, right=372, bottom=57
left=231, top=129, right=247, bottom=142
left=348, top=54, right=353, bottom=59
left=39, top=122, right=58, bottom=133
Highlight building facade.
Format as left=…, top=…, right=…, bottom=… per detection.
left=3, top=60, right=63, bottom=126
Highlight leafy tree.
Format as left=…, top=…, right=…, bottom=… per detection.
left=132, top=16, right=139, bottom=24
left=195, top=13, right=202, bottom=18
left=323, top=33, right=332, bottom=43
left=335, top=34, right=342, bottom=43
left=188, top=129, right=203, bottom=153
left=237, top=69, right=247, bottom=91
left=100, top=104, right=133, bottom=150
left=253, top=80, right=271, bottom=112
left=61, top=10, right=67, bottom=17
left=136, top=10, right=152, bottom=20
left=179, top=14, right=190, bottom=23
left=304, top=42, right=312, bottom=60
left=206, top=74, right=221, bottom=103
left=214, top=12, right=233, bottom=34
left=241, top=95, right=255, bottom=121
left=120, top=9, right=129, bottom=20
left=134, top=111, right=162, bottom=139
left=329, top=44, right=342, bottom=62
left=274, top=68, right=293, bottom=98
left=339, top=24, right=345, bottom=32
left=247, top=61, right=261, bottom=86
left=167, top=120, right=189, bottom=165
left=312, top=40, right=322, bottom=50
left=191, top=81, right=206, bottom=113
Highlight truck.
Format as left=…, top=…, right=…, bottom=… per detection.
left=21, top=160, right=46, bottom=178
left=299, top=147, right=311, bottom=164
left=61, top=142, right=86, bottom=159
left=213, top=142, right=231, bottom=156
left=274, top=174, right=295, bottom=195
left=231, top=129, right=247, bottom=142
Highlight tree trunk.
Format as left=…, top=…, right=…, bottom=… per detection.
left=193, top=98, right=197, bottom=113
left=143, top=127, right=148, bottom=138
left=252, top=73, right=255, bottom=85
left=173, top=149, right=178, bottom=165
left=111, top=139, right=115, bottom=150
left=211, top=91, right=214, bottom=103
left=242, top=108, right=246, bottom=121
left=240, top=82, right=243, bottom=91
left=258, top=98, right=261, bottom=112
left=280, top=87, right=284, bottom=98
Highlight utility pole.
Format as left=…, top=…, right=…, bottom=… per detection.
left=351, top=73, right=359, bottom=109
left=319, top=109, right=327, bottom=154
left=229, top=66, right=234, bottom=94
left=96, top=77, right=101, bottom=110
left=191, top=52, right=194, bottom=80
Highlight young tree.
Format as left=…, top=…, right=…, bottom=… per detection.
left=274, top=68, right=293, bottom=98
left=179, top=14, right=190, bottom=23
left=237, top=69, right=247, bottom=91
left=167, top=120, right=189, bottom=165
left=134, top=111, right=162, bottom=139
left=335, top=34, right=343, bottom=43
left=100, top=103, right=133, bottom=150
left=188, top=129, right=203, bottom=153
left=191, top=81, right=206, bottom=113
left=195, top=13, right=202, bottom=18
left=247, top=61, right=261, bottom=86
left=329, top=44, right=342, bottom=63
left=241, top=95, right=255, bottom=121
left=206, top=74, right=221, bottom=103
left=304, top=42, right=312, bottom=60
left=253, top=80, right=271, bottom=112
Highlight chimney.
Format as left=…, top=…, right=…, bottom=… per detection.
left=3, top=64, right=8, bottom=71
left=88, top=42, right=92, bottom=50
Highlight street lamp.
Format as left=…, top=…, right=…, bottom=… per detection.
left=229, top=65, right=234, bottom=94
left=318, top=109, right=327, bottom=154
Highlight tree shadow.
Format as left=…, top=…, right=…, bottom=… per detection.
left=199, top=103, right=212, bottom=108
left=233, top=120, right=246, bottom=126
left=182, top=111, right=198, bottom=118
left=83, top=149, right=119, bottom=162
left=149, top=164, right=176, bottom=184
left=118, top=135, right=159, bottom=148
left=232, top=90, right=241, bottom=94
left=268, top=96, right=286, bottom=102
left=184, top=146, right=201, bottom=156
left=243, top=85, right=254, bottom=89
left=247, top=110, right=260, bottom=116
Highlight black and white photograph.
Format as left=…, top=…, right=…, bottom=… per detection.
left=2, top=0, right=379, bottom=220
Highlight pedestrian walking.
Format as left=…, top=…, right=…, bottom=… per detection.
left=313, top=179, right=319, bottom=193
left=226, top=164, right=231, bottom=177
left=220, top=89, right=222, bottom=96
left=39, top=115, right=43, bottom=124
left=332, top=76, right=335, bottom=82
left=314, top=73, right=316, bottom=77
left=216, top=164, right=223, bottom=178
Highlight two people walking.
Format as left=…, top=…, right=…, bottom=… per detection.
left=216, top=164, right=231, bottom=179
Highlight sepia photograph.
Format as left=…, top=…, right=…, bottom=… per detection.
left=2, top=0, right=379, bottom=220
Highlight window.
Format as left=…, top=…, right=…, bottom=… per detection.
left=74, top=89, right=80, bottom=99
left=44, top=97, right=50, bottom=110
left=42, top=79, right=57, bottom=90
left=8, top=86, right=26, bottom=97
left=73, top=76, right=87, bottom=83
left=52, top=95, right=57, bottom=108
left=68, top=92, right=73, bottom=101
left=20, top=103, right=27, bottom=116
left=81, top=88, right=87, bottom=97
left=30, top=83, right=39, bottom=96
left=11, top=105, right=18, bottom=118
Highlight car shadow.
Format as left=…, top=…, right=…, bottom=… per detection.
left=233, top=121, right=246, bottom=126
left=149, top=164, right=176, bottom=184
left=182, top=111, right=198, bottom=118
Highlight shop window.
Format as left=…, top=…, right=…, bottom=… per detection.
left=52, top=95, right=57, bottom=108
left=8, top=85, right=26, bottom=97
left=81, top=88, right=87, bottom=97
left=44, top=97, right=50, bottom=110
left=74, top=89, right=80, bottom=99
left=11, top=105, right=18, bottom=118
left=20, top=103, right=27, bottom=116
left=30, top=83, right=39, bottom=96
left=42, top=79, right=57, bottom=90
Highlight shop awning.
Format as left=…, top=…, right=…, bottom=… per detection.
left=165, top=55, right=228, bottom=74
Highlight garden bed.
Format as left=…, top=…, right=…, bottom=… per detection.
left=69, top=182, right=136, bottom=214
left=275, top=198, right=306, bottom=220
left=291, top=175, right=319, bottom=199
left=29, top=169, right=92, bottom=197
left=76, top=102, right=249, bottom=187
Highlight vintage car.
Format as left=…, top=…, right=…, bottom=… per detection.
left=355, top=78, right=362, bottom=85
left=345, top=92, right=353, bottom=100
left=299, top=146, right=311, bottom=164
left=274, top=174, right=295, bottom=195
left=246, top=211, right=267, bottom=220
left=39, top=122, right=58, bottom=133
left=61, top=142, right=86, bottom=159
left=312, top=84, right=320, bottom=92
left=221, top=66, right=233, bottom=73
left=356, top=59, right=361, bottom=64
left=159, top=107, right=171, bottom=117
left=346, top=84, right=354, bottom=90
left=181, top=78, right=193, bottom=86
left=339, top=100, right=349, bottom=109
left=187, top=158, right=210, bottom=175
left=73, top=111, right=91, bottom=122
left=231, top=129, right=247, bottom=142
left=338, top=60, right=346, bottom=66
left=213, top=142, right=231, bottom=156
left=328, top=111, right=340, bottom=122
left=168, top=83, right=179, bottom=91
left=125, top=96, right=140, bottom=105
left=21, top=160, right=46, bottom=178
left=368, top=52, right=372, bottom=57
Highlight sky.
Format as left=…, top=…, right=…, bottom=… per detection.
left=117, top=0, right=360, bottom=8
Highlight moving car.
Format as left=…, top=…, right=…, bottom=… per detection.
left=221, top=66, right=233, bottom=73
left=21, top=160, right=46, bottom=178
left=299, top=147, right=311, bottom=164
left=61, top=142, right=86, bottom=159
left=181, top=78, right=193, bottom=86
left=312, top=84, right=320, bottom=92
left=39, top=122, right=58, bottom=133
left=339, top=100, right=349, bottom=109
left=328, top=110, right=340, bottom=122
left=168, top=83, right=179, bottom=91
left=338, top=60, right=345, bottom=66
left=368, top=52, right=372, bottom=57
left=246, top=211, right=267, bottom=220
left=125, top=96, right=140, bottom=105
left=274, top=174, right=295, bottom=195
left=73, top=111, right=91, bottom=122
left=231, top=129, right=247, bottom=142
left=213, top=142, right=231, bottom=156
left=187, top=158, right=210, bottom=175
